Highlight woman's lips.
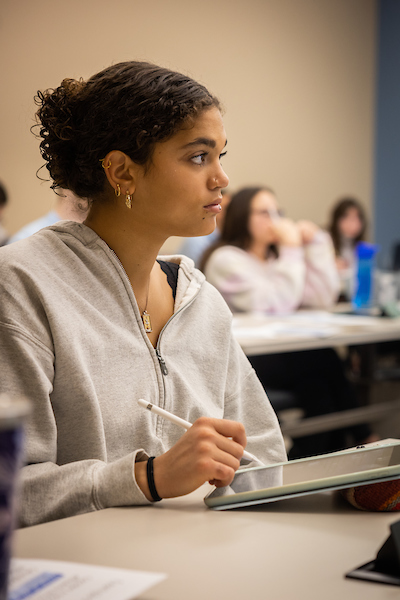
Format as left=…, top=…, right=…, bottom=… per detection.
left=203, top=202, right=222, bottom=213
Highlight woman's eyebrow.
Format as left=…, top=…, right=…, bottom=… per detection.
left=180, top=137, right=227, bottom=149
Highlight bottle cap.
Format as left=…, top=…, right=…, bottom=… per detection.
left=356, top=241, right=380, bottom=259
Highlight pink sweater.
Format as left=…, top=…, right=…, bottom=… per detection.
left=204, top=231, right=340, bottom=314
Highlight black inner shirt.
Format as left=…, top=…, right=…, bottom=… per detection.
left=157, top=260, right=179, bottom=300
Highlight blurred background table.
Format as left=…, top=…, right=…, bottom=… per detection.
left=232, top=310, right=400, bottom=356
left=232, top=310, right=400, bottom=441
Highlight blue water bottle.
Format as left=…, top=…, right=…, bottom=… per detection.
left=352, top=242, right=379, bottom=313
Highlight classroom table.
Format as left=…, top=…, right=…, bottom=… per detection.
left=232, top=310, right=400, bottom=356
left=13, top=484, right=400, bottom=600
left=232, top=310, right=400, bottom=438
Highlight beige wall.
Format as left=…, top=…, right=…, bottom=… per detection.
left=0, top=0, right=376, bottom=236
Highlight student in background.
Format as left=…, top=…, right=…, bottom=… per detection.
left=177, top=189, right=231, bottom=266
left=328, top=197, right=400, bottom=377
left=0, top=182, right=9, bottom=246
left=202, top=186, right=340, bottom=312
left=327, top=197, right=367, bottom=301
left=0, top=62, right=285, bottom=527
left=7, top=190, right=88, bottom=244
left=202, top=186, right=377, bottom=458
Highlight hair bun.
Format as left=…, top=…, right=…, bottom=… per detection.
left=34, top=78, right=86, bottom=191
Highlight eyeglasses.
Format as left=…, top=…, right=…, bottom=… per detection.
left=251, top=208, right=284, bottom=220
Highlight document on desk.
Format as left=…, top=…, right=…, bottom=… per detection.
left=287, top=311, right=383, bottom=327
left=232, top=317, right=339, bottom=340
left=232, top=310, right=383, bottom=341
left=8, top=558, right=166, bottom=600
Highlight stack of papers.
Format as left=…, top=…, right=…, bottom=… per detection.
left=8, top=559, right=166, bottom=600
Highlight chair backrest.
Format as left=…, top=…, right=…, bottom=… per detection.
left=266, top=388, right=298, bottom=412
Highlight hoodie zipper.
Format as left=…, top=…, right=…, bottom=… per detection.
left=155, top=348, right=168, bottom=375
left=154, top=289, right=200, bottom=377
left=106, top=244, right=201, bottom=378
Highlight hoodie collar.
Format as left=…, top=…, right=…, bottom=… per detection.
left=48, top=222, right=205, bottom=311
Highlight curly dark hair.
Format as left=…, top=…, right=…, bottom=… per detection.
left=33, top=61, right=221, bottom=199
left=327, top=197, right=367, bottom=255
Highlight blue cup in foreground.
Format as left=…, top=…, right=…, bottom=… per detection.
left=0, top=396, right=30, bottom=600
left=352, top=241, right=380, bottom=313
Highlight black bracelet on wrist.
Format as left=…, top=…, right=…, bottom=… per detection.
left=147, top=456, right=162, bottom=502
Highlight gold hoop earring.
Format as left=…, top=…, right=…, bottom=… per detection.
left=100, top=158, right=111, bottom=169
left=125, top=191, right=132, bottom=209
left=115, top=184, right=121, bottom=197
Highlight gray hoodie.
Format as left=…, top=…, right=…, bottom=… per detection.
left=0, top=222, right=286, bottom=526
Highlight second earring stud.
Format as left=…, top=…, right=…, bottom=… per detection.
left=125, top=191, right=132, bottom=209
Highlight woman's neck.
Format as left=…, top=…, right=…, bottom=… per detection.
left=84, top=203, right=167, bottom=297
left=340, top=235, right=356, bottom=249
left=247, top=241, right=267, bottom=261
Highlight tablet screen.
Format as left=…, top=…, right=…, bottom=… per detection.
left=209, top=444, right=400, bottom=499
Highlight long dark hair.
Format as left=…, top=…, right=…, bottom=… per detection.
left=327, top=197, right=367, bottom=255
left=0, top=182, right=7, bottom=208
left=200, top=186, right=277, bottom=271
left=33, top=61, right=220, bottom=200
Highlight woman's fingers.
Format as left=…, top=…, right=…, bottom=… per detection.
left=274, top=219, right=301, bottom=246
left=142, top=418, right=247, bottom=500
left=192, top=417, right=247, bottom=458
left=297, top=219, right=319, bottom=244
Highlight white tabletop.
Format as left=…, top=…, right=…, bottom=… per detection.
left=13, top=485, right=400, bottom=600
left=232, top=310, right=400, bottom=355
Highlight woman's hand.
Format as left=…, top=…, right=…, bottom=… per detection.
left=335, top=256, right=349, bottom=271
left=135, top=417, right=247, bottom=501
left=273, top=218, right=302, bottom=247
left=297, top=220, right=319, bottom=244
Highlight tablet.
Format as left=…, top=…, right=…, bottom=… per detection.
left=204, top=439, right=400, bottom=510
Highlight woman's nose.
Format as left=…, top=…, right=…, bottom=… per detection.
left=210, top=164, right=229, bottom=189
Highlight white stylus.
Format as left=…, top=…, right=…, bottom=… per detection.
left=137, top=398, right=263, bottom=464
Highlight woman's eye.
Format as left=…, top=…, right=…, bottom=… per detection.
left=191, top=153, right=207, bottom=165
left=219, top=151, right=227, bottom=160
left=191, top=150, right=227, bottom=166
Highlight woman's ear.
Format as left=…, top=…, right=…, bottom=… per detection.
left=102, top=151, right=137, bottom=196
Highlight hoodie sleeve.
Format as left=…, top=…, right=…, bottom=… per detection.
left=301, top=231, right=341, bottom=308
left=222, top=332, right=287, bottom=466
left=205, top=246, right=306, bottom=314
left=0, top=322, right=151, bottom=527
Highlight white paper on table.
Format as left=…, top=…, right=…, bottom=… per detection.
left=8, top=558, right=166, bottom=600
left=285, top=311, right=383, bottom=326
left=232, top=310, right=383, bottom=341
left=232, top=322, right=339, bottom=340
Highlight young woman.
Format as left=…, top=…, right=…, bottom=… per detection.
left=202, top=187, right=376, bottom=459
left=0, top=63, right=286, bottom=526
left=327, top=197, right=367, bottom=300
left=202, top=186, right=340, bottom=312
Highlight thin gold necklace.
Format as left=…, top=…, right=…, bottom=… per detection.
left=141, top=280, right=152, bottom=333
